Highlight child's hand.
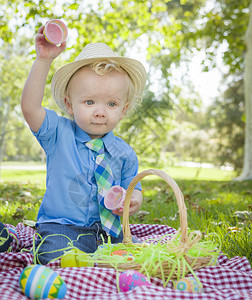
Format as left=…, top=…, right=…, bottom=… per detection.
left=35, top=26, right=66, bottom=61
left=112, top=189, right=143, bottom=217
left=128, top=191, right=143, bottom=215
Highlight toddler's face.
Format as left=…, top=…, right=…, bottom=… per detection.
left=65, top=66, right=129, bottom=139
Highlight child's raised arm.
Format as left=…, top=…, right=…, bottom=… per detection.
left=21, top=26, right=66, bottom=132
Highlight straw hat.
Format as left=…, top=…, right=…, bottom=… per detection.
left=51, top=43, right=147, bottom=115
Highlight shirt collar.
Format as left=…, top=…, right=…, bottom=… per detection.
left=74, top=122, right=91, bottom=143
left=74, top=122, right=116, bottom=156
left=102, top=131, right=116, bottom=156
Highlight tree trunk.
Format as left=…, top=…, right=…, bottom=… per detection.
left=236, top=1, right=252, bottom=180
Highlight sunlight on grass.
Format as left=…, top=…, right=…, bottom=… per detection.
left=0, top=169, right=46, bottom=188
left=143, top=166, right=236, bottom=181
left=0, top=164, right=236, bottom=187
left=1, top=161, right=45, bottom=167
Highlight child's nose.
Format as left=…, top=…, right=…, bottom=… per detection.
left=94, top=105, right=106, bottom=117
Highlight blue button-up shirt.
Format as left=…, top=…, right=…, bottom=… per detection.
left=32, top=109, right=141, bottom=227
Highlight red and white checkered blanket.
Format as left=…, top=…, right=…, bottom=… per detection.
left=0, top=223, right=251, bottom=299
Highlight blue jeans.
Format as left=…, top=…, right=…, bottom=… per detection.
left=34, top=222, right=137, bottom=265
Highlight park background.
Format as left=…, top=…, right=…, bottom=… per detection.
left=0, top=0, right=251, bottom=264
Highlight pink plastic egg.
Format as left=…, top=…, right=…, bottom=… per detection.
left=119, top=270, right=151, bottom=292
left=43, top=19, right=68, bottom=44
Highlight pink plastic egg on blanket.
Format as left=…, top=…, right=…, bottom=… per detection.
left=119, top=270, right=151, bottom=292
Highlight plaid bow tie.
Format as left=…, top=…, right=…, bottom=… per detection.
left=86, top=139, right=121, bottom=237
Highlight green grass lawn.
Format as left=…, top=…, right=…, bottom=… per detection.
left=0, top=163, right=236, bottom=187
left=0, top=170, right=46, bottom=187
left=0, top=164, right=251, bottom=265
left=157, top=165, right=236, bottom=181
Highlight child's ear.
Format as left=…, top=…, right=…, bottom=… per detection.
left=64, top=98, right=73, bottom=115
left=120, top=102, right=129, bottom=119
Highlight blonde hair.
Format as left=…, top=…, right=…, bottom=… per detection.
left=65, top=59, right=140, bottom=113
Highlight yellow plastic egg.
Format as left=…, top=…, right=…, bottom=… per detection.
left=19, top=264, right=67, bottom=299
left=174, top=277, right=203, bottom=293
left=61, top=248, right=94, bottom=268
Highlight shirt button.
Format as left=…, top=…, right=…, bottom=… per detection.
left=92, top=177, right=96, bottom=184
left=92, top=196, right=97, bottom=201
left=92, top=156, right=96, bottom=161
left=89, top=217, right=95, bottom=224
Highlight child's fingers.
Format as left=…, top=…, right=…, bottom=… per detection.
left=58, top=40, right=67, bottom=51
left=35, top=33, right=45, bottom=43
left=129, top=199, right=137, bottom=207
left=112, top=208, right=123, bottom=216
left=37, top=26, right=45, bottom=34
left=129, top=199, right=141, bottom=216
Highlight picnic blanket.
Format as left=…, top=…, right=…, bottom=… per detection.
left=0, top=223, right=251, bottom=300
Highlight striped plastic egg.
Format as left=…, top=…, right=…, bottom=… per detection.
left=19, top=264, right=67, bottom=299
left=8, top=227, right=19, bottom=241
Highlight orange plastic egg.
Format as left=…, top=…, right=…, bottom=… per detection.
left=111, top=250, right=134, bottom=261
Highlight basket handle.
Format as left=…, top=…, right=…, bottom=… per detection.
left=122, top=169, right=188, bottom=244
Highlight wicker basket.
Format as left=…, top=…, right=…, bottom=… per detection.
left=96, top=169, right=218, bottom=280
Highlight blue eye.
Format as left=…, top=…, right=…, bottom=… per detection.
left=108, top=102, right=116, bottom=107
left=85, top=100, right=94, bottom=105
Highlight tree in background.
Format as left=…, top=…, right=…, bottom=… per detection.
left=195, top=0, right=251, bottom=179
left=0, top=0, right=206, bottom=165
left=117, top=89, right=175, bottom=166
left=0, top=0, right=251, bottom=180
left=0, top=38, right=33, bottom=163
left=207, top=77, right=245, bottom=172
left=239, top=0, right=252, bottom=179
